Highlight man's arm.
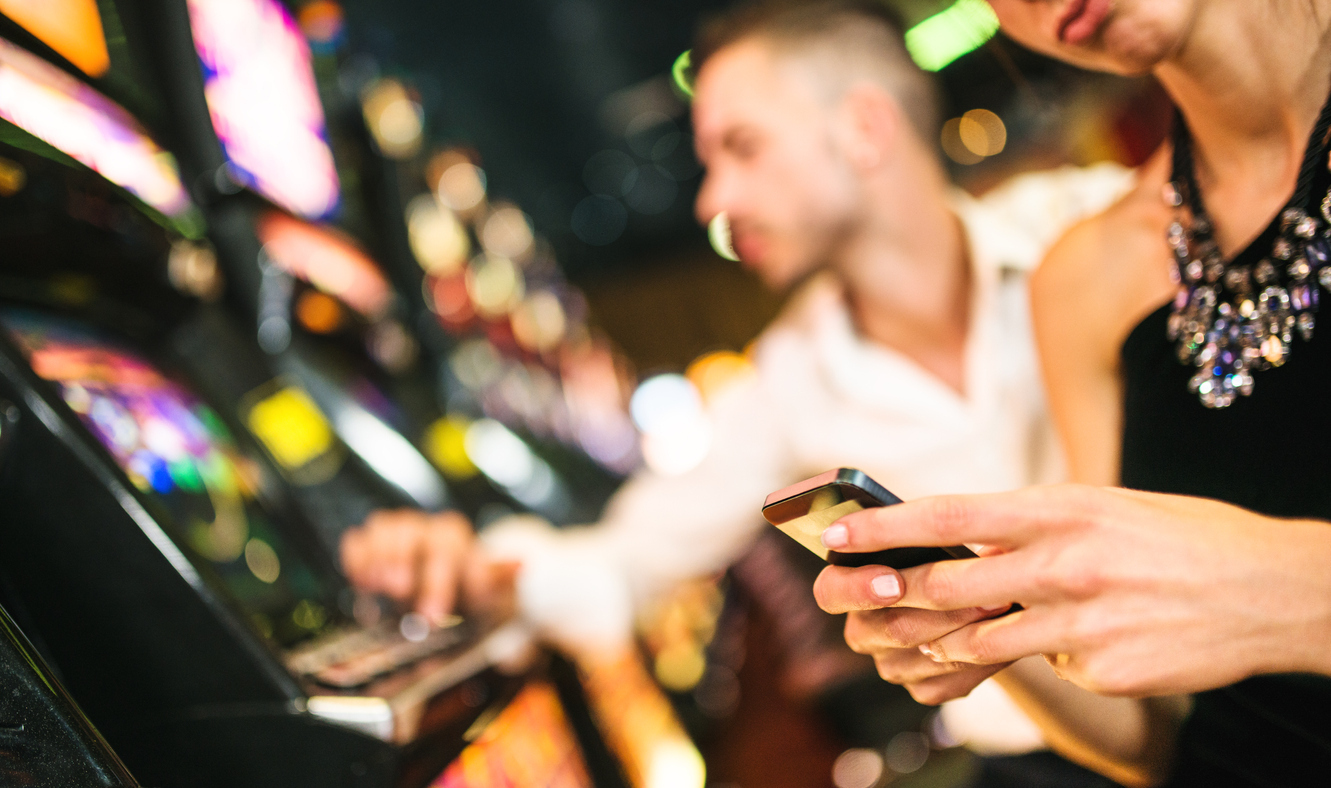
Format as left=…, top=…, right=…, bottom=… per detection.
left=340, top=370, right=794, bottom=638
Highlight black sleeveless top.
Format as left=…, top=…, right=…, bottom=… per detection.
left=1120, top=209, right=1331, bottom=785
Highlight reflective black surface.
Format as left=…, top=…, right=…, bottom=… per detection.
left=0, top=599, right=139, bottom=788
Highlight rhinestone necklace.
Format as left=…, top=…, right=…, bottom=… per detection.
left=1165, top=89, right=1331, bottom=408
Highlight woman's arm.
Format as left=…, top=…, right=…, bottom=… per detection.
left=988, top=155, right=1189, bottom=785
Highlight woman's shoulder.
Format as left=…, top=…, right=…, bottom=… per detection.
left=1032, top=148, right=1177, bottom=362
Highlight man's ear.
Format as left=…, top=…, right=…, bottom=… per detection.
left=838, top=83, right=902, bottom=171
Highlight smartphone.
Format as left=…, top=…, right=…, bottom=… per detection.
left=762, top=468, right=977, bottom=569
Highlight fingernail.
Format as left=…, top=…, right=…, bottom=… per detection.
left=980, top=604, right=1010, bottom=613
left=821, top=523, right=848, bottom=549
left=919, top=644, right=940, bottom=661
left=870, top=573, right=900, bottom=600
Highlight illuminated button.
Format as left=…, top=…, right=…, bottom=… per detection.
left=244, top=385, right=334, bottom=470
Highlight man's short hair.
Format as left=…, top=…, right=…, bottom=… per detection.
left=691, top=0, right=942, bottom=143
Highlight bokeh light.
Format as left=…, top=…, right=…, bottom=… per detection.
left=631, top=374, right=710, bottom=476
left=480, top=203, right=535, bottom=262
left=294, top=290, right=343, bottom=334
left=511, top=291, right=567, bottom=354
left=465, top=254, right=525, bottom=318
left=959, top=108, right=1006, bottom=157
left=831, top=748, right=884, bottom=788
left=407, top=194, right=470, bottom=275
left=943, top=109, right=1007, bottom=164
left=424, top=414, right=478, bottom=479
left=362, top=78, right=423, bottom=160
left=0, top=155, right=24, bottom=196
left=436, top=159, right=488, bottom=213
left=941, top=117, right=984, bottom=165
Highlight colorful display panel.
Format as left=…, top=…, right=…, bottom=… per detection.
left=187, top=0, right=339, bottom=219
left=0, top=0, right=109, bottom=76
left=431, top=681, right=593, bottom=788
left=0, top=308, right=339, bottom=647
left=0, top=37, right=191, bottom=219
left=257, top=210, right=391, bottom=319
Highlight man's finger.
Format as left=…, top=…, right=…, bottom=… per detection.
left=340, top=527, right=368, bottom=585
left=415, top=518, right=467, bottom=622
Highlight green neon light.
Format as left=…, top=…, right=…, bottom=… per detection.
left=905, top=0, right=1000, bottom=72
left=672, top=49, right=694, bottom=99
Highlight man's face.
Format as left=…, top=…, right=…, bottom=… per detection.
left=692, top=39, right=860, bottom=290
left=985, top=0, right=1198, bottom=76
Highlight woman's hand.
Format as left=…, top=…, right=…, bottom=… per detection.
left=813, top=561, right=1012, bottom=703
left=340, top=509, right=516, bottom=623
left=813, top=484, right=1331, bottom=697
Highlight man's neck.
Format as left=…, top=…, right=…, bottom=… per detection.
left=835, top=156, right=971, bottom=395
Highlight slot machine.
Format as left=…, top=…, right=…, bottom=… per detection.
left=0, top=11, right=631, bottom=788
left=111, top=0, right=602, bottom=533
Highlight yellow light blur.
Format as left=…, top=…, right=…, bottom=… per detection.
left=511, top=291, right=567, bottom=354
left=940, top=117, right=983, bottom=165
left=0, top=0, right=110, bottom=77
left=244, top=386, right=334, bottom=470
left=0, top=155, right=25, bottom=196
left=437, top=161, right=487, bottom=213
left=480, top=203, right=534, bottom=262
left=653, top=643, right=706, bottom=692
left=244, top=537, right=281, bottom=583
left=685, top=350, right=755, bottom=403
left=465, top=254, right=524, bottom=318
left=361, top=78, right=422, bottom=160
left=424, top=414, right=478, bottom=478
left=406, top=194, right=469, bottom=275
left=959, top=108, right=1006, bottom=157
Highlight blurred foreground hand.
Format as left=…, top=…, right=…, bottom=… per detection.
left=340, top=509, right=517, bottom=624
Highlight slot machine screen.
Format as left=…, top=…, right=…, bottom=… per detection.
left=185, top=0, right=339, bottom=220
left=0, top=308, right=343, bottom=647
left=431, top=681, right=593, bottom=788
left=0, top=36, right=191, bottom=220
left=257, top=209, right=391, bottom=321
left=0, top=0, right=109, bottom=77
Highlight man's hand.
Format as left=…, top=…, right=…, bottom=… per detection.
left=340, top=509, right=515, bottom=623
left=813, top=484, right=1331, bottom=698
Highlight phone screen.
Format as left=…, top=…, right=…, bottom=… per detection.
left=762, top=468, right=976, bottom=570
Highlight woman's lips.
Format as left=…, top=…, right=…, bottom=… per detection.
left=1058, top=0, right=1111, bottom=45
